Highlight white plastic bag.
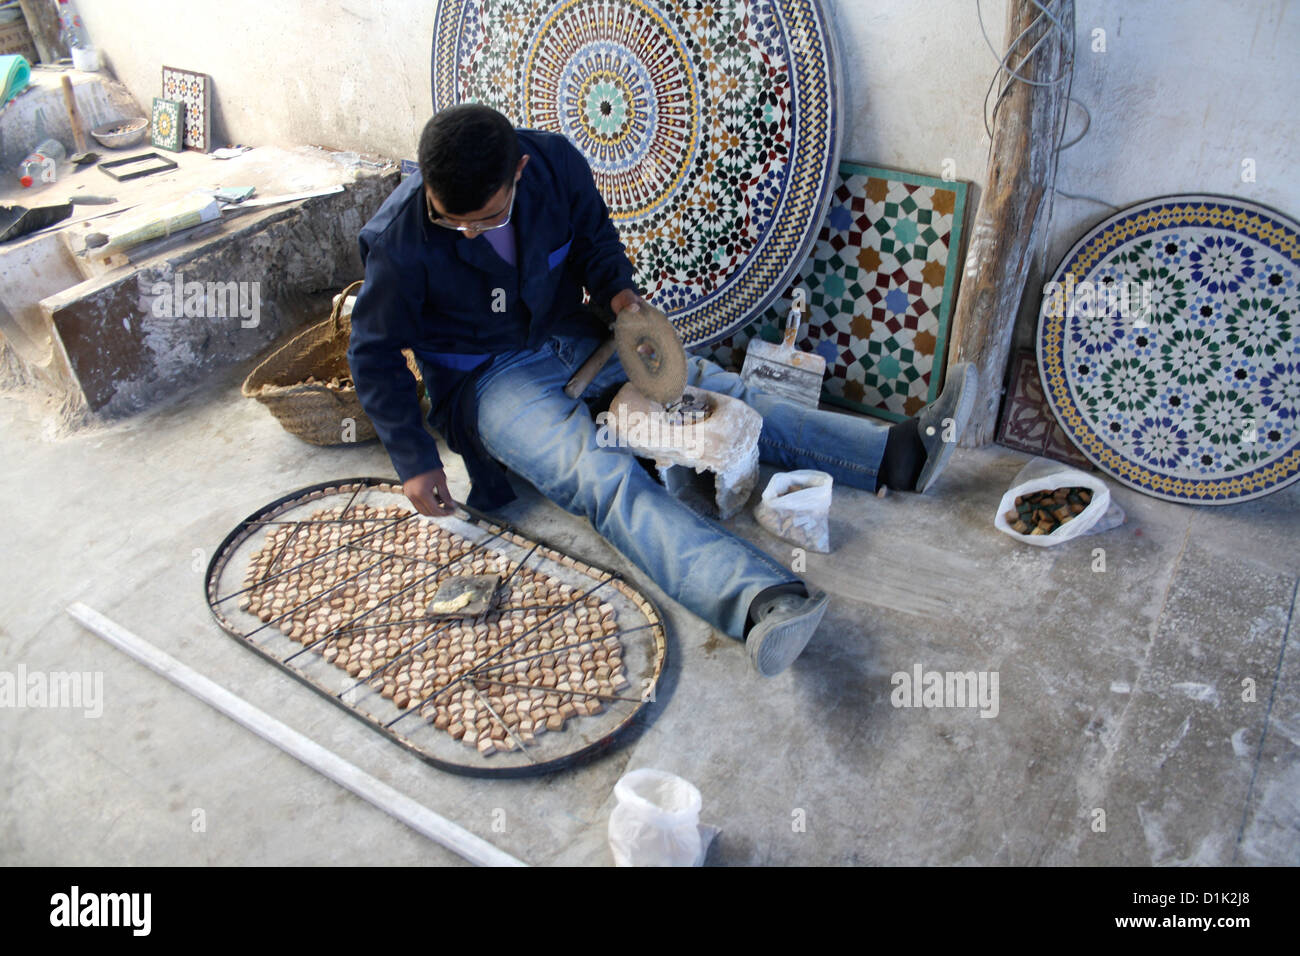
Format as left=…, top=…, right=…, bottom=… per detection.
left=993, top=457, right=1125, bottom=547
left=753, top=470, right=832, bottom=553
left=608, top=768, right=705, bottom=867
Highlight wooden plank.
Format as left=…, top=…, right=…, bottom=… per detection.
left=945, top=0, right=1071, bottom=446
left=67, top=601, right=527, bottom=867
left=18, top=0, right=68, bottom=64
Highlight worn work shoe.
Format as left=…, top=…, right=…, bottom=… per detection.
left=915, top=362, right=977, bottom=494
left=747, top=589, right=831, bottom=677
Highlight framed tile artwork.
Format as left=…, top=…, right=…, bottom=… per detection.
left=161, top=66, right=212, bottom=152
left=150, top=97, right=183, bottom=152
left=996, top=350, right=1095, bottom=470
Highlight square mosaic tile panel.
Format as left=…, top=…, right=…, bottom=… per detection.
left=996, top=350, right=1095, bottom=470
left=706, top=161, right=968, bottom=421
left=150, top=97, right=182, bottom=153
left=161, top=66, right=211, bottom=151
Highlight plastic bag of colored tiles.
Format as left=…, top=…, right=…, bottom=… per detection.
left=993, top=457, right=1124, bottom=547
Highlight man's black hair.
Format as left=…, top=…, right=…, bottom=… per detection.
left=418, top=104, right=521, bottom=215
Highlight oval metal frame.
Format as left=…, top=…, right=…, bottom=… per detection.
left=204, top=477, right=668, bottom=777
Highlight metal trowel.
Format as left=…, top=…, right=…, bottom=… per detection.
left=425, top=574, right=501, bottom=620
left=0, top=195, right=118, bottom=243
left=740, top=304, right=826, bottom=408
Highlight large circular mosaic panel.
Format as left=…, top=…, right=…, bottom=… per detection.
left=432, top=0, right=842, bottom=345
left=1038, top=196, right=1300, bottom=504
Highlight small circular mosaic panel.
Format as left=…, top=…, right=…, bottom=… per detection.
left=1038, top=196, right=1300, bottom=504
left=432, top=0, right=841, bottom=345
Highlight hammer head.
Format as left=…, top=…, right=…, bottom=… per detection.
left=613, top=302, right=687, bottom=406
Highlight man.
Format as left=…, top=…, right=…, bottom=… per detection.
left=348, top=104, right=974, bottom=677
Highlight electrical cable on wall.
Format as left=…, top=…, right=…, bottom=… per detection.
left=1039, top=0, right=1077, bottom=277
left=978, top=0, right=1073, bottom=144
left=975, top=1, right=1116, bottom=281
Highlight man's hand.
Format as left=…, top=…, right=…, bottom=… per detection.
left=610, top=288, right=648, bottom=316
left=403, top=468, right=456, bottom=516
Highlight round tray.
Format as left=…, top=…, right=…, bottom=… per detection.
left=205, top=478, right=667, bottom=777
left=432, top=0, right=842, bottom=346
left=1037, top=195, right=1300, bottom=504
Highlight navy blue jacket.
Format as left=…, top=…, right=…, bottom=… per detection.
left=347, top=129, right=636, bottom=511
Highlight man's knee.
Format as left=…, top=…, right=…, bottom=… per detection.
left=549, top=439, right=648, bottom=511
left=687, top=355, right=747, bottom=398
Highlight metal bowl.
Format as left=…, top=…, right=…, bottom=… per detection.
left=90, top=117, right=149, bottom=149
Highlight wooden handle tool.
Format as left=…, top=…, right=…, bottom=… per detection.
left=60, top=76, right=98, bottom=164
left=563, top=337, right=617, bottom=399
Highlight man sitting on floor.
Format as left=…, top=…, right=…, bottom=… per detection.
left=348, top=104, right=975, bottom=677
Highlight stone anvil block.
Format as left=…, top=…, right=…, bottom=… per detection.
left=603, top=383, right=762, bottom=519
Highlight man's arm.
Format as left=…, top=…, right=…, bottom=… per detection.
left=557, top=138, right=639, bottom=311
left=347, top=244, right=455, bottom=515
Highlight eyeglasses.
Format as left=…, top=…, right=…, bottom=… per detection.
left=426, top=182, right=517, bottom=234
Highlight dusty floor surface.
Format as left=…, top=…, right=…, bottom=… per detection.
left=1, top=366, right=1296, bottom=866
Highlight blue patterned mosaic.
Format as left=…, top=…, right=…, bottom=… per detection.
left=1038, top=196, right=1300, bottom=504
left=707, top=162, right=968, bottom=421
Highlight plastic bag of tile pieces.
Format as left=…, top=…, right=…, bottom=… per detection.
left=608, top=768, right=707, bottom=867
left=994, top=457, right=1124, bottom=547
left=753, top=470, right=832, bottom=553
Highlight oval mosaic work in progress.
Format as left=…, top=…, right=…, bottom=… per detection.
left=1038, top=196, right=1300, bottom=503
left=432, top=0, right=842, bottom=345
left=205, top=479, right=667, bottom=777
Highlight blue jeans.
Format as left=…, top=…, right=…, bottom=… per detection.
left=473, top=334, right=889, bottom=638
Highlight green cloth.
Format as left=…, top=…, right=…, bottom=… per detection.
left=0, top=54, right=31, bottom=105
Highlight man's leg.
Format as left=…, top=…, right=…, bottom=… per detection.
left=473, top=341, right=801, bottom=639
left=683, top=355, right=889, bottom=491
left=682, top=354, right=972, bottom=494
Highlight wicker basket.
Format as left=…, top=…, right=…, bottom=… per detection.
left=241, top=280, right=422, bottom=446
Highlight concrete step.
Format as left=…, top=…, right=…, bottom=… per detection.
left=0, top=143, right=397, bottom=430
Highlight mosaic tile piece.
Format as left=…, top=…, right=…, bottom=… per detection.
left=150, top=97, right=183, bottom=153
left=996, top=350, right=1094, bottom=470
left=161, top=66, right=211, bottom=152
left=707, top=162, right=968, bottom=421
left=1038, top=195, right=1300, bottom=503
left=432, top=0, right=842, bottom=345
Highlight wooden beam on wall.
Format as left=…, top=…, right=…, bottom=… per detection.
left=946, top=0, right=1072, bottom=447
left=18, top=0, right=68, bottom=64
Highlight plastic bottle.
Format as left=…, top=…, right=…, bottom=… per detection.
left=57, top=0, right=90, bottom=51
left=18, top=139, right=67, bottom=188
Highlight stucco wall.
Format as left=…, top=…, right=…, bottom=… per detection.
left=75, top=0, right=437, bottom=162
left=1048, top=0, right=1299, bottom=263
left=71, top=0, right=1300, bottom=355
left=72, top=0, right=1008, bottom=188
left=1006, top=0, right=1300, bottom=356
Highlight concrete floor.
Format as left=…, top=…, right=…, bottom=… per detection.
left=1, top=367, right=1297, bottom=866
